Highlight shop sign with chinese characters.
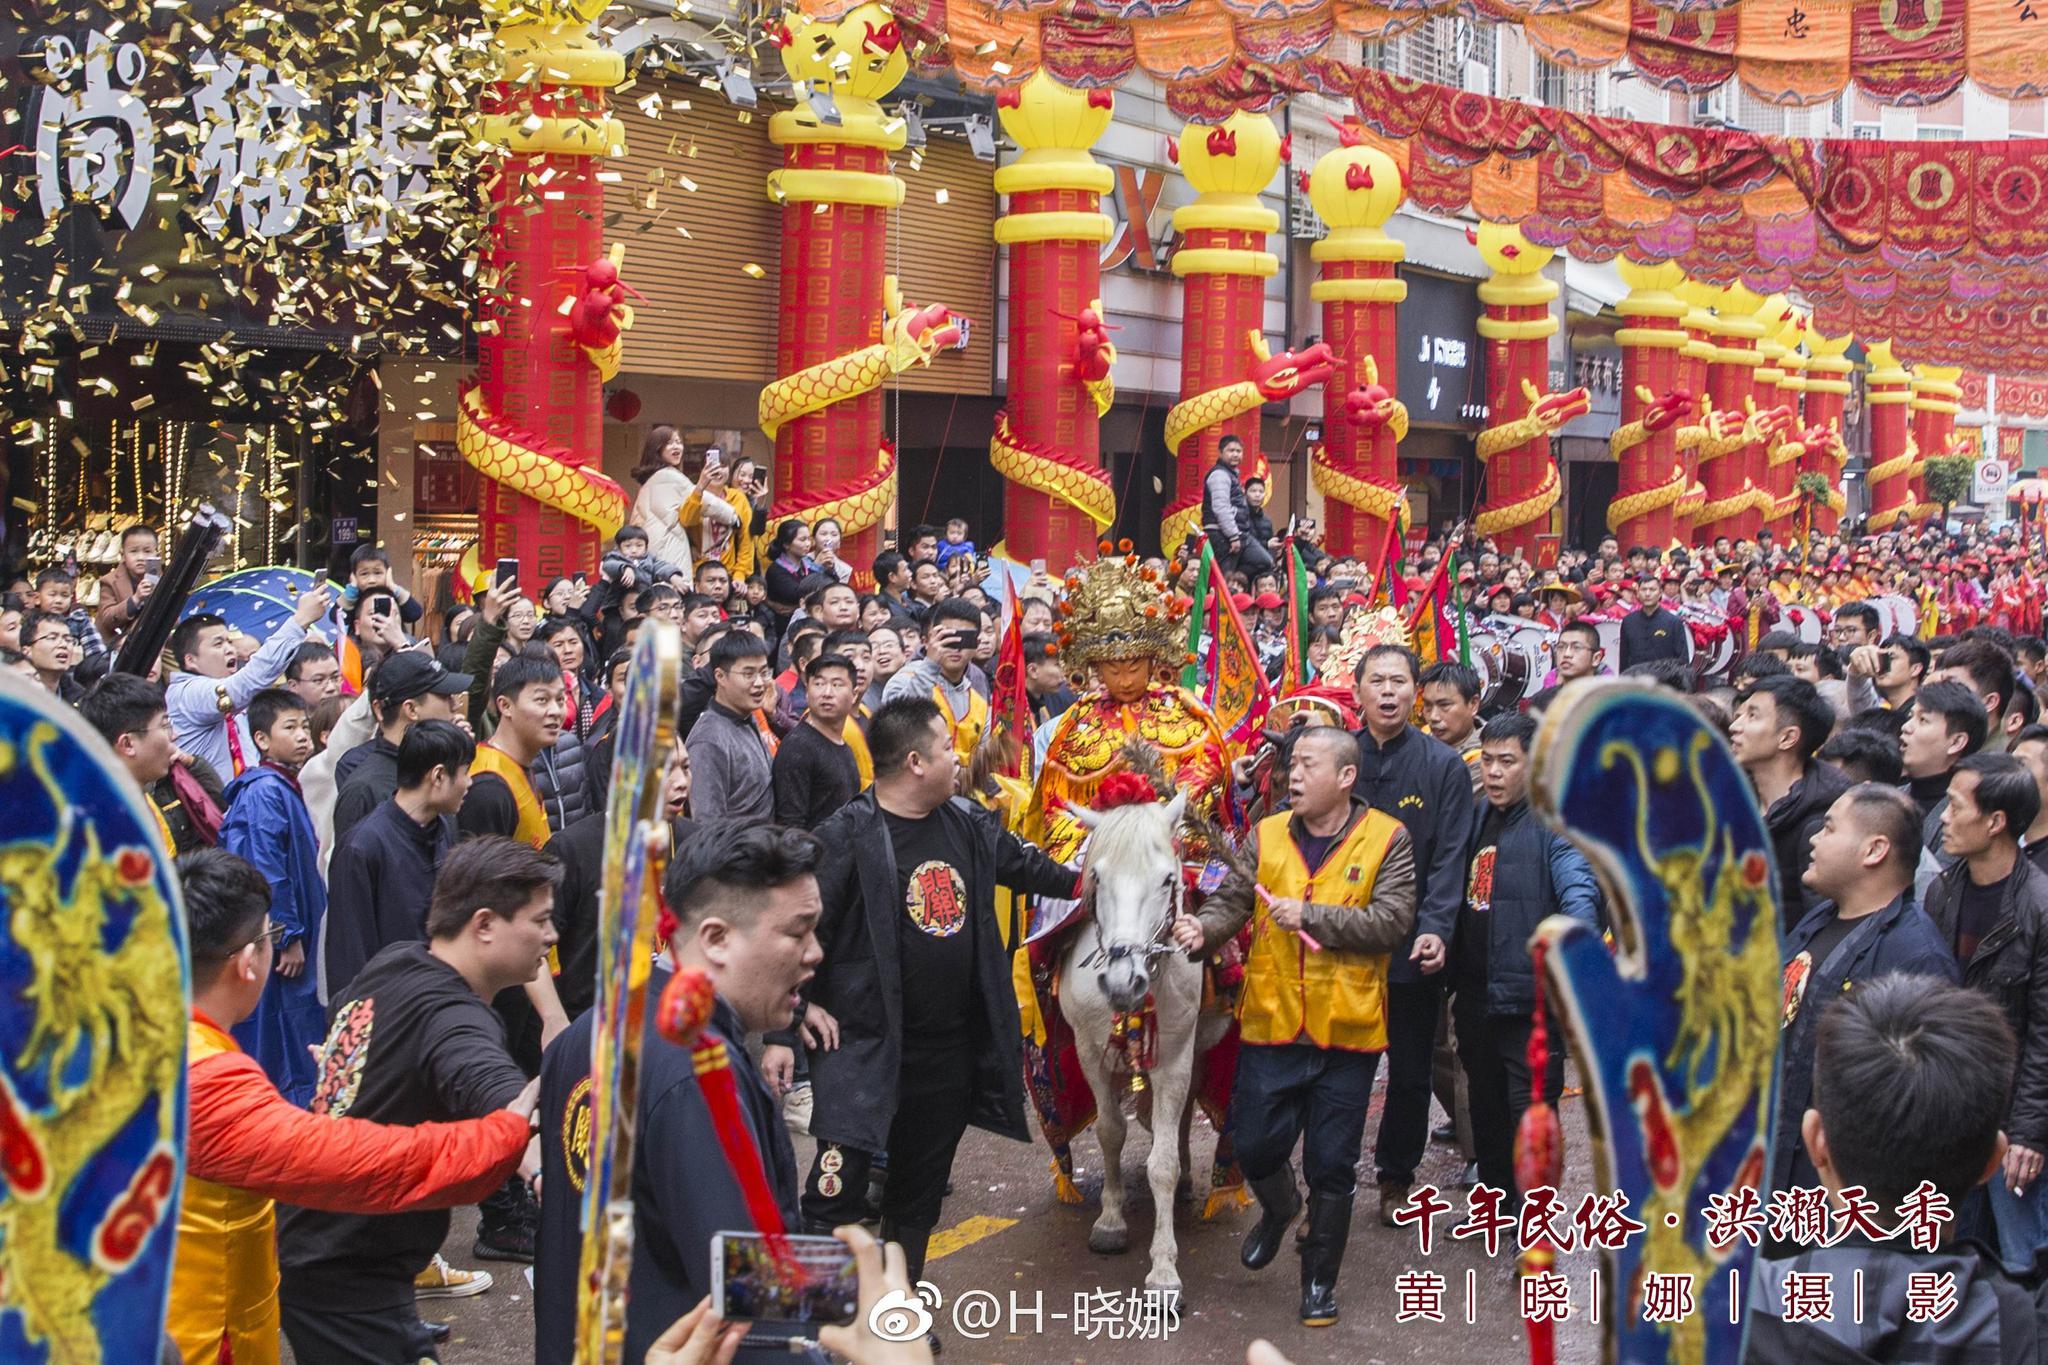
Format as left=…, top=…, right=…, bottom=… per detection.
left=0, top=0, right=484, bottom=345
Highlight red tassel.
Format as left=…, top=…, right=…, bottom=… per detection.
left=659, top=969, right=795, bottom=1276
left=692, top=1035, right=794, bottom=1274
left=1516, top=940, right=1561, bottom=1365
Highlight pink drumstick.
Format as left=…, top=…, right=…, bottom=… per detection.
left=1256, top=885, right=1323, bottom=952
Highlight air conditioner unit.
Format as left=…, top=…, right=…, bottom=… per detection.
left=1462, top=59, right=1492, bottom=95
left=1289, top=192, right=1326, bottom=242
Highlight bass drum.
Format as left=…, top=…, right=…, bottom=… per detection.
left=1868, top=594, right=1920, bottom=641
left=1780, top=603, right=1827, bottom=645
left=1469, top=614, right=1555, bottom=717
left=1676, top=602, right=1734, bottom=683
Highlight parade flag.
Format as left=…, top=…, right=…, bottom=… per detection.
left=1184, top=543, right=1274, bottom=746
left=1405, top=549, right=1458, bottom=666
left=991, top=581, right=1034, bottom=782
left=1280, top=537, right=1313, bottom=692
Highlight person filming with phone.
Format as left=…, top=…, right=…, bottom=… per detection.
left=533, top=824, right=826, bottom=1364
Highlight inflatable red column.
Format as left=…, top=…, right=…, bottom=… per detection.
left=1754, top=295, right=1801, bottom=542
left=1160, top=113, right=1284, bottom=558
left=988, top=73, right=1117, bottom=569
left=1307, top=129, right=1408, bottom=558
left=1864, top=340, right=1916, bottom=535
left=1675, top=279, right=1718, bottom=544
left=1475, top=225, right=1587, bottom=559
left=1607, top=261, right=1691, bottom=550
left=1694, top=285, right=1767, bottom=544
left=1803, top=328, right=1855, bottom=537
left=1768, top=307, right=1810, bottom=542
left=759, top=5, right=916, bottom=583
left=1912, top=365, right=1964, bottom=526
left=461, top=1, right=632, bottom=586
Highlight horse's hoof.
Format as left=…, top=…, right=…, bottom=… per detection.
left=1146, top=1285, right=1184, bottom=1318
left=1088, top=1226, right=1129, bottom=1255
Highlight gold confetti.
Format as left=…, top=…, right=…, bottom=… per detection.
left=742, top=263, right=766, bottom=278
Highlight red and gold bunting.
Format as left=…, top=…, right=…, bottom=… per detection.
left=864, top=0, right=2048, bottom=107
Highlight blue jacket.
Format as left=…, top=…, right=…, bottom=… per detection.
left=1458, top=797, right=1603, bottom=1017
left=1770, top=893, right=1959, bottom=1195
left=221, top=763, right=329, bottom=1106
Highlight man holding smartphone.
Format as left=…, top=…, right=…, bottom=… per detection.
left=533, top=825, right=824, bottom=1364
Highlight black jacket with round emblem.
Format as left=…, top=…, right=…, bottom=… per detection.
left=532, top=978, right=801, bottom=1365
left=793, top=792, right=1079, bottom=1155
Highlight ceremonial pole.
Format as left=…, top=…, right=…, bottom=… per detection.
left=761, top=4, right=912, bottom=582
left=461, top=0, right=632, bottom=585
left=1804, top=328, right=1855, bottom=537
left=1161, top=112, right=1283, bottom=557
left=989, top=73, right=1118, bottom=568
left=1911, top=364, right=1964, bottom=526
left=1475, top=225, right=1586, bottom=559
left=1608, top=260, right=1690, bottom=550
left=1307, top=130, right=1407, bottom=558
left=1864, top=340, right=1916, bottom=535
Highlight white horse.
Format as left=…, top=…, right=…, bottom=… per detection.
left=1059, top=789, right=1207, bottom=1300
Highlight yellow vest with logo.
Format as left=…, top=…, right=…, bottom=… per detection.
left=469, top=743, right=551, bottom=848
left=936, top=683, right=990, bottom=766
left=167, top=1018, right=281, bottom=1365
left=1240, top=808, right=1404, bottom=1052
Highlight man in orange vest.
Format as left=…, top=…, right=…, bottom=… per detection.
left=1172, top=724, right=1417, bottom=1328
left=460, top=653, right=566, bottom=850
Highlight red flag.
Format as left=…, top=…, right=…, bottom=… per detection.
left=991, top=581, right=1033, bottom=780
left=1203, top=564, right=1276, bottom=747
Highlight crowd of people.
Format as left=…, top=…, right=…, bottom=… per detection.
left=25, top=424, right=2048, bottom=1365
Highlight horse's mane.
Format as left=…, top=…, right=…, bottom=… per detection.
left=1085, top=797, right=1181, bottom=873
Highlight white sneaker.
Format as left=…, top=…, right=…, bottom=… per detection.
left=783, top=1081, right=813, bottom=1137
left=415, top=1254, right=493, bottom=1299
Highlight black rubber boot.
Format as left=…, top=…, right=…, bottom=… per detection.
left=1298, top=1190, right=1353, bottom=1327
left=1239, top=1165, right=1302, bottom=1271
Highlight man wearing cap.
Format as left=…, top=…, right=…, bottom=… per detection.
left=1619, top=569, right=1689, bottom=673
left=331, top=650, right=474, bottom=849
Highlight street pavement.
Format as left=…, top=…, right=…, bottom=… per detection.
left=382, top=1071, right=1606, bottom=1365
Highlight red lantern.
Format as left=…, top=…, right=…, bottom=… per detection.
left=605, top=388, right=643, bottom=423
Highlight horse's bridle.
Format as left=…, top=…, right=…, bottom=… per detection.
left=1078, top=840, right=1188, bottom=979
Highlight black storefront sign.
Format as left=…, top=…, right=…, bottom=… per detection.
left=1396, top=267, right=1488, bottom=430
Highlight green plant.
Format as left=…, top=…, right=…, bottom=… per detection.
left=1795, top=471, right=1833, bottom=504
left=1923, top=453, right=1977, bottom=521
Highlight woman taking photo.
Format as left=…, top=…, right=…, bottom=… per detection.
left=627, top=425, right=697, bottom=569
left=811, top=516, right=854, bottom=584
left=763, top=519, right=816, bottom=630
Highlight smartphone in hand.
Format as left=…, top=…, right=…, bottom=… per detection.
left=495, top=557, right=520, bottom=592
left=710, top=1231, right=858, bottom=1327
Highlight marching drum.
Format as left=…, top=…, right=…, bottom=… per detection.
left=1470, top=613, right=1556, bottom=717
left=1678, top=602, right=1736, bottom=683
left=1868, top=593, right=1921, bottom=641
left=1780, top=603, right=1827, bottom=645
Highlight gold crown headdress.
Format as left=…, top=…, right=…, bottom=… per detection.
left=1054, top=543, right=1190, bottom=668
left=1320, top=605, right=1411, bottom=683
